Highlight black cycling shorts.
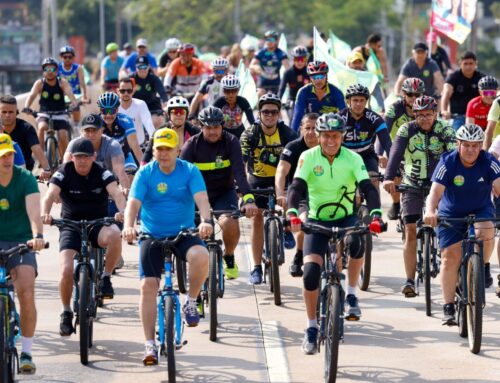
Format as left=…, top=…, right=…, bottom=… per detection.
left=59, top=225, right=103, bottom=252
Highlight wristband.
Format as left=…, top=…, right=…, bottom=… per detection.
left=286, top=208, right=298, bottom=217
left=242, top=193, right=255, bottom=203
left=35, top=233, right=44, bottom=239
left=201, top=218, right=214, bottom=225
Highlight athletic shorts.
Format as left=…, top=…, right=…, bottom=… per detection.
left=359, top=150, right=379, bottom=174
left=0, top=241, right=37, bottom=275
left=303, top=215, right=358, bottom=256
left=210, top=189, right=239, bottom=217
left=401, top=189, right=426, bottom=224
left=257, top=78, right=280, bottom=94
left=36, top=114, right=71, bottom=131
left=59, top=225, right=104, bottom=252
left=248, top=177, right=275, bottom=210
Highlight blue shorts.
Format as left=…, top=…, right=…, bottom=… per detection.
left=437, top=209, right=494, bottom=249
left=451, top=115, right=465, bottom=132
left=210, top=189, right=239, bottom=216
left=257, top=78, right=280, bottom=93
left=125, top=152, right=138, bottom=172
left=303, top=215, right=358, bottom=256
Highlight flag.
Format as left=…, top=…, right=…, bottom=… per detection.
left=235, top=59, right=258, bottom=119
left=366, top=50, right=384, bottom=84
left=278, top=33, right=289, bottom=101
left=430, top=0, right=477, bottom=44
left=327, top=31, right=351, bottom=64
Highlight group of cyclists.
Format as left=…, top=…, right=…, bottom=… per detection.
left=0, top=27, right=499, bottom=374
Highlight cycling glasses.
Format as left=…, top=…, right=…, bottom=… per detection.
left=266, top=38, right=277, bottom=43
left=294, top=57, right=306, bottom=63
left=43, top=67, right=57, bottom=73
left=170, top=108, right=186, bottom=116
left=118, top=88, right=134, bottom=94
left=405, top=93, right=422, bottom=98
left=214, top=69, right=226, bottom=75
left=482, top=90, right=497, bottom=97
left=168, top=50, right=177, bottom=54
left=136, top=64, right=148, bottom=70
left=260, top=109, right=280, bottom=116
left=100, top=107, right=118, bottom=115
left=62, top=55, right=74, bottom=60
left=311, top=74, right=326, bottom=80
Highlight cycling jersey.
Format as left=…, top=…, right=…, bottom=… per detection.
left=255, top=47, right=288, bottom=86
left=488, top=97, right=500, bottom=122
left=102, top=113, right=136, bottom=158
left=291, top=83, right=346, bottom=132
left=466, top=96, right=492, bottom=130
left=213, top=95, right=255, bottom=138
left=164, top=57, right=205, bottom=95
left=278, top=66, right=309, bottom=101
left=445, top=69, right=484, bottom=115
left=385, top=98, right=413, bottom=139
left=118, top=98, right=155, bottom=145
left=197, top=75, right=224, bottom=106
left=385, top=120, right=455, bottom=186
left=58, top=63, right=81, bottom=95
left=294, top=146, right=369, bottom=221
left=131, top=71, right=168, bottom=112
left=39, top=78, right=66, bottom=112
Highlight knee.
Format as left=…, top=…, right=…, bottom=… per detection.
left=188, top=247, right=208, bottom=268
left=346, top=233, right=365, bottom=259
left=303, top=262, right=321, bottom=291
left=16, top=283, right=35, bottom=303
left=141, top=279, right=158, bottom=296
left=60, top=263, right=73, bottom=281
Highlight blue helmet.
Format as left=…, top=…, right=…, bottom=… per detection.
left=59, top=45, right=75, bottom=56
left=97, top=92, right=120, bottom=109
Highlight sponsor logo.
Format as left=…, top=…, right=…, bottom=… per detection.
left=313, top=165, right=324, bottom=176
left=478, top=177, right=485, bottom=183
left=157, top=182, right=167, bottom=194
left=0, top=199, right=9, bottom=210
left=453, top=175, right=464, bottom=186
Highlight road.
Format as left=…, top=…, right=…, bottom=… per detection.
left=16, top=185, right=500, bottom=383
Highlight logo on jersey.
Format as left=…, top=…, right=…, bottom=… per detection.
left=136, top=84, right=142, bottom=92
left=423, top=70, right=430, bottom=78
left=157, top=182, right=168, bottom=194
left=453, top=175, right=464, bottom=186
left=313, top=165, right=324, bottom=176
left=53, top=93, right=61, bottom=100
left=0, top=198, right=9, bottom=211
left=145, top=84, right=152, bottom=92
left=298, top=159, right=304, bottom=169
left=41, top=91, right=49, bottom=99
left=478, top=177, right=485, bottom=183
left=52, top=171, right=64, bottom=181
left=359, top=131, right=369, bottom=141
left=215, top=156, right=224, bottom=168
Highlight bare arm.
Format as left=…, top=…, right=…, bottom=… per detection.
left=433, top=71, right=444, bottom=97
left=31, top=144, right=50, bottom=169
left=393, top=74, right=407, bottom=96
left=60, top=78, right=77, bottom=105
left=441, top=83, right=453, bottom=117
left=24, top=80, right=42, bottom=109
left=465, top=116, right=475, bottom=125
left=483, top=120, right=496, bottom=150
left=111, top=155, right=131, bottom=189
left=281, top=58, right=290, bottom=70
left=189, top=92, right=204, bottom=117
left=275, top=160, right=291, bottom=200
left=193, top=191, right=211, bottom=222
left=493, top=177, right=500, bottom=197
left=106, top=181, right=127, bottom=212
left=26, top=192, right=43, bottom=236
left=63, top=151, right=72, bottom=163
left=376, top=48, right=389, bottom=81
left=126, top=133, right=143, bottom=164
left=100, top=66, right=107, bottom=87
left=122, top=197, right=141, bottom=243
left=41, top=183, right=61, bottom=216
left=424, top=182, right=445, bottom=228
left=249, top=58, right=262, bottom=76
left=78, top=66, right=88, bottom=100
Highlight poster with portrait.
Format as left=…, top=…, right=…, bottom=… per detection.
left=430, top=0, right=477, bottom=44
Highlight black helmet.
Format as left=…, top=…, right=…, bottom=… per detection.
left=258, top=93, right=281, bottom=110
left=198, top=106, right=224, bottom=126
left=41, top=57, right=58, bottom=69
left=345, top=84, right=370, bottom=99
left=478, top=76, right=498, bottom=91
left=291, top=45, right=308, bottom=58
left=413, top=95, right=438, bottom=112
left=315, top=113, right=346, bottom=133
left=264, top=30, right=279, bottom=40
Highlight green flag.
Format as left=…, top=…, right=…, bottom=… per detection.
left=328, top=31, right=351, bottom=64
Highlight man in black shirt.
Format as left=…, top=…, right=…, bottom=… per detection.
left=0, top=95, right=51, bottom=178
left=42, top=137, right=126, bottom=336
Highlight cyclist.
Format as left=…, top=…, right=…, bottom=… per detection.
left=278, top=45, right=309, bottom=116
left=163, top=43, right=205, bottom=101
left=42, top=137, right=126, bottom=335
left=130, top=55, right=168, bottom=129
left=0, top=95, right=51, bottom=178
left=441, top=51, right=485, bottom=131
left=122, top=128, right=212, bottom=365
left=383, top=96, right=455, bottom=297
left=484, top=95, right=500, bottom=150
left=250, top=30, right=289, bottom=98
left=291, top=61, right=346, bottom=132
left=427, top=31, right=453, bottom=78
left=100, top=42, right=124, bottom=91
left=120, top=38, right=158, bottom=77
left=180, top=106, right=258, bottom=279
left=24, top=57, right=78, bottom=156
left=213, top=75, right=255, bottom=139
left=119, top=42, right=133, bottom=61
left=466, top=76, right=498, bottom=130
left=240, top=93, right=297, bottom=284
left=424, top=124, right=500, bottom=324
left=157, top=37, right=181, bottom=79
left=275, top=113, right=319, bottom=277
left=189, top=57, right=229, bottom=118
left=58, top=45, right=89, bottom=123
left=287, top=113, right=384, bottom=354
left=117, top=77, right=155, bottom=147
left=0, top=134, right=45, bottom=374
left=354, top=33, right=390, bottom=87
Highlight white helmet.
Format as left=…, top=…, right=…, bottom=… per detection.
left=166, top=96, right=189, bottom=113
left=165, top=38, right=181, bottom=51
left=221, top=75, right=240, bottom=90
left=212, top=57, right=229, bottom=69
left=455, top=123, right=484, bottom=142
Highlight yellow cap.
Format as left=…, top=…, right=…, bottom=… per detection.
left=0, top=133, right=16, bottom=157
left=348, top=51, right=365, bottom=64
left=153, top=128, right=178, bottom=149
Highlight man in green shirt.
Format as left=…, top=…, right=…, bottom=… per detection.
left=0, top=133, right=45, bottom=374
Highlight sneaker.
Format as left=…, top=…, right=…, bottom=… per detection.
left=442, top=303, right=457, bottom=326
left=283, top=230, right=296, bottom=250
left=485, top=263, right=493, bottom=288
left=345, top=294, right=361, bottom=321
left=289, top=252, right=303, bottom=277
left=496, top=275, right=500, bottom=298
left=301, top=327, right=318, bottom=355
left=402, top=279, right=417, bottom=298
left=143, top=343, right=158, bottom=366
left=387, top=202, right=400, bottom=220
left=59, top=311, right=74, bottom=336
left=249, top=266, right=263, bottom=285
left=100, top=275, right=114, bottom=299
left=182, top=302, right=200, bottom=327
left=223, top=254, right=239, bottom=280
left=19, top=352, right=36, bottom=374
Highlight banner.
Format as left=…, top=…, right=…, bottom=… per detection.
left=235, top=59, right=258, bottom=115
left=278, top=33, right=289, bottom=102
left=327, top=31, right=351, bottom=64
left=430, top=0, right=477, bottom=44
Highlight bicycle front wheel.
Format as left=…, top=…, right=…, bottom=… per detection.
left=208, top=247, right=218, bottom=342
left=467, top=253, right=484, bottom=354
left=78, top=266, right=91, bottom=365
left=175, top=255, right=187, bottom=294
left=45, top=136, right=59, bottom=170
left=0, top=298, right=10, bottom=383
left=165, top=295, right=176, bottom=382
left=269, top=221, right=281, bottom=306
left=357, top=205, right=371, bottom=291
left=423, top=231, right=432, bottom=317
left=324, top=284, right=341, bottom=383
left=217, top=248, right=225, bottom=298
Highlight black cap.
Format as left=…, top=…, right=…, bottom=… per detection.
left=135, top=55, right=149, bottom=65
left=413, top=42, right=429, bottom=51
left=71, top=137, right=95, bottom=156
left=81, top=113, right=103, bottom=129
left=123, top=42, right=132, bottom=50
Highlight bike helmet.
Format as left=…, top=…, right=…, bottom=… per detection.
left=455, top=123, right=484, bottom=142
left=264, top=30, right=279, bottom=40
left=106, top=42, right=119, bottom=53
left=211, top=57, right=229, bottom=69
left=97, top=92, right=120, bottom=109
left=165, top=37, right=181, bottom=51
left=412, top=95, right=438, bottom=112
left=59, top=45, right=75, bottom=56
left=41, top=57, right=58, bottom=69
left=221, top=75, right=240, bottom=90
left=291, top=45, right=308, bottom=58
left=198, top=106, right=224, bottom=126
left=345, top=84, right=370, bottom=99
left=258, top=93, right=282, bottom=110
left=315, top=113, right=346, bottom=133
left=401, top=77, right=426, bottom=94
left=178, top=43, right=195, bottom=54
left=478, top=76, right=498, bottom=91
left=307, top=61, right=329, bottom=76
left=166, top=96, right=189, bottom=113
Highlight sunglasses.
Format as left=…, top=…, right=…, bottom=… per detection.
left=311, top=74, right=326, bottom=80
left=482, top=90, right=497, bottom=97
left=168, top=50, right=177, bottom=54
left=294, top=57, right=306, bottom=63
left=266, top=38, right=277, bottom=43
left=136, top=65, right=148, bottom=70
left=406, top=93, right=422, bottom=98
left=43, top=67, right=57, bottom=73
left=118, top=88, right=134, bottom=94
left=214, top=69, right=226, bottom=75
left=416, top=113, right=434, bottom=120
left=100, top=107, right=118, bottom=115
left=62, top=55, right=74, bottom=60
left=170, top=108, right=186, bottom=116
left=261, top=109, right=279, bottom=116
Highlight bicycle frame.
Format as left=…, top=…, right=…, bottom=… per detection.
left=262, top=193, right=285, bottom=268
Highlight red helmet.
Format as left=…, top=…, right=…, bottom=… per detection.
left=307, top=61, right=328, bottom=76
left=178, top=43, right=195, bottom=54
left=413, top=95, right=438, bottom=112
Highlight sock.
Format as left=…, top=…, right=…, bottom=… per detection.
left=146, top=339, right=155, bottom=346
left=101, top=271, right=112, bottom=279
left=62, top=305, right=71, bottom=313
left=21, top=337, right=33, bottom=354
left=347, top=285, right=357, bottom=296
left=185, top=296, right=197, bottom=306
left=307, top=319, right=317, bottom=329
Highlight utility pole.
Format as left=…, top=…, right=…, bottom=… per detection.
left=50, top=0, right=58, bottom=57
left=42, top=0, right=49, bottom=58
left=115, top=0, right=122, bottom=47
left=99, top=0, right=105, bottom=58
left=234, top=0, right=241, bottom=42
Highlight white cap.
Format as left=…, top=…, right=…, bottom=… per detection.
left=136, top=38, right=148, bottom=47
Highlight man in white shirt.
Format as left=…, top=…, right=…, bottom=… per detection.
left=117, top=78, right=155, bottom=145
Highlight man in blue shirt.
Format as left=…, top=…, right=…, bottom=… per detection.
left=122, top=127, right=212, bottom=366
left=424, top=124, right=500, bottom=325
left=120, top=38, right=158, bottom=77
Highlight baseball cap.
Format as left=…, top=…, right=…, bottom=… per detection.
left=81, top=113, right=103, bottom=130
left=153, top=128, right=178, bottom=149
left=0, top=133, right=16, bottom=157
left=136, top=55, right=149, bottom=66
left=71, top=137, right=95, bottom=156
left=347, top=51, right=365, bottom=65
left=413, top=42, right=429, bottom=52
left=123, top=42, right=132, bottom=50
left=136, top=38, right=148, bottom=48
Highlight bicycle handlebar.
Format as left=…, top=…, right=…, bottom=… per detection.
left=301, top=222, right=370, bottom=239
left=138, top=228, right=199, bottom=246
left=0, top=242, right=49, bottom=259
left=396, top=184, right=431, bottom=193
left=23, top=101, right=85, bottom=118
left=51, top=217, right=117, bottom=231
left=248, top=187, right=275, bottom=196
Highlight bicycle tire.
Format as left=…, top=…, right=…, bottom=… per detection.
left=269, top=221, right=282, bottom=306
left=0, top=298, right=9, bottom=383
left=176, top=255, right=187, bottom=294
left=457, top=273, right=468, bottom=338
left=324, top=284, right=341, bottom=383
left=217, top=248, right=225, bottom=298
left=424, top=231, right=432, bottom=317
left=467, top=253, right=483, bottom=354
left=79, top=266, right=90, bottom=365
left=165, top=295, right=176, bottom=383
left=45, top=136, right=59, bottom=170
left=357, top=205, right=371, bottom=291
left=209, top=247, right=218, bottom=342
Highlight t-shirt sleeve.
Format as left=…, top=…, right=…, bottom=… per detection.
left=431, top=156, right=450, bottom=185
left=50, top=165, right=67, bottom=189
left=429, top=59, right=440, bottom=74
left=187, top=163, right=207, bottom=195
left=110, top=139, right=124, bottom=158
left=23, top=171, right=39, bottom=196
left=213, top=97, right=225, bottom=108
left=445, top=71, right=457, bottom=85
left=120, top=115, right=137, bottom=137
left=129, top=166, right=148, bottom=201
left=293, top=152, right=309, bottom=181
left=352, top=152, right=370, bottom=183
left=487, top=154, right=500, bottom=182
left=280, top=141, right=294, bottom=163
left=239, top=97, right=255, bottom=125
left=179, top=139, right=194, bottom=162
left=465, top=98, right=475, bottom=118
left=24, top=123, right=40, bottom=147
left=488, top=98, right=500, bottom=122
left=13, top=143, right=25, bottom=166
left=400, top=60, right=411, bottom=76
left=198, top=77, right=211, bottom=94
left=101, top=56, right=109, bottom=70
left=148, top=54, right=158, bottom=69
left=101, top=167, right=117, bottom=187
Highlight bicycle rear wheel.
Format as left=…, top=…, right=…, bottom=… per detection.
left=208, top=247, right=218, bottom=342
left=78, top=266, right=91, bottom=365
left=45, top=136, right=59, bottom=170
left=324, top=284, right=341, bottom=383
left=269, top=221, right=281, bottom=306
left=357, top=205, right=371, bottom=291
left=423, top=231, right=432, bottom=317
left=466, top=253, right=483, bottom=354
left=175, top=255, right=187, bottom=294
left=165, top=295, right=176, bottom=382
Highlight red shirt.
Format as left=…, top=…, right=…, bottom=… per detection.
left=466, top=96, right=492, bottom=129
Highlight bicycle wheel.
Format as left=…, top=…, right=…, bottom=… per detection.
left=165, top=295, right=176, bottom=382
left=45, top=136, right=59, bottom=170
left=269, top=221, right=281, bottom=306
left=208, top=247, right=218, bottom=342
left=358, top=231, right=372, bottom=291
left=217, top=248, right=225, bottom=298
left=78, top=266, right=91, bottom=365
left=324, top=284, right=341, bottom=383
left=175, top=255, right=187, bottom=294
left=0, top=298, right=10, bottom=383
left=466, top=253, right=484, bottom=354
left=423, top=231, right=432, bottom=317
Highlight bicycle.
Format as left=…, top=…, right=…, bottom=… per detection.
left=51, top=217, right=116, bottom=365
left=301, top=221, right=370, bottom=383
left=138, top=229, right=197, bottom=382
left=250, top=187, right=285, bottom=306
left=0, top=242, right=47, bottom=382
